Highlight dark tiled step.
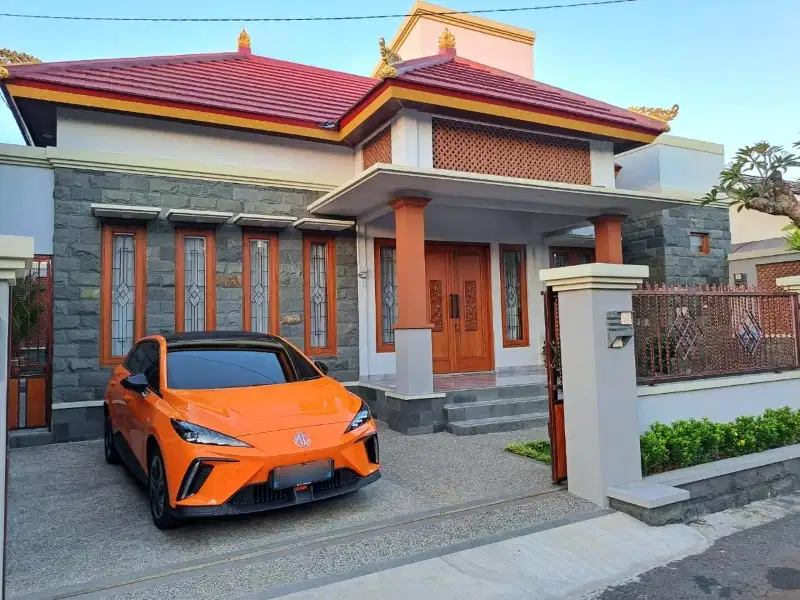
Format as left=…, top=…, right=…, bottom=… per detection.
left=446, top=412, right=550, bottom=436
left=443, top=397, right=548, bottom=422
left=444, top=383, right=547, bottom=404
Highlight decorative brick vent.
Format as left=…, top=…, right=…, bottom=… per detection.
left=361, top=126, right=392, bottom=169
left=431, top=118, right=591, bottom=184
left=757, top=261, right=800, bottom=290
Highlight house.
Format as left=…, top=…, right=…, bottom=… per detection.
left=727, top=179, right=800, bottom=288
left=0, top=1, right=729, bottom=442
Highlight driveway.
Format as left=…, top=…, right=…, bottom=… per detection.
left=6, top=425, right=596, bottom=599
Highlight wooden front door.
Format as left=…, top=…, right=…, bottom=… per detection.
left=426, top=244, right=493, bottom=374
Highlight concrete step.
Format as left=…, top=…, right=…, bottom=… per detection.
left=444, top=397, right=548, bottom=422
left=446, top=412, right=550, bottom=436
left=444, top=382, right=547, bottom=404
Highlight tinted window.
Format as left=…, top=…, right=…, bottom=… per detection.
left=280, top=341, right=322, bottom=381
left=139, top=342, right=161, bottom=393
left=124, top=343, right=147, bottom=374
left=167, top=349, right=291, bottom=390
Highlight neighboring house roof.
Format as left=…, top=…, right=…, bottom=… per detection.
left=730, top=237, right=789, bottom=255
left=3, top=45, right=667, bottom=147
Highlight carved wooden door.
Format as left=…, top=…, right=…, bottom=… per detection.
left=425, top=244, right=492, bottom=374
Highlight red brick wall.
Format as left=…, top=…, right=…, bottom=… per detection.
left=756, top=260, right=800, bottom=290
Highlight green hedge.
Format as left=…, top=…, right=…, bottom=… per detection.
left=641, top=407, right=800, bottom=476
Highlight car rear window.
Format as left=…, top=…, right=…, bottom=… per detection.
left=166, top=349, right=296, bottom=390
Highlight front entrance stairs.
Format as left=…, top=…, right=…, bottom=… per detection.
left=443, top=383, right=549, bottom=435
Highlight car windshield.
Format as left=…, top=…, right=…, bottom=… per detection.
left=166, top=346, right=320, bottom=390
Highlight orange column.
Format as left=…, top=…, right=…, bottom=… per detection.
left=390, top=196, right=432, bottom=329
left=590, top=214, right=625, bottom=264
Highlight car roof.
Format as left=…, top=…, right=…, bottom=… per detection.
left=161, top=331, right=286, bottom=351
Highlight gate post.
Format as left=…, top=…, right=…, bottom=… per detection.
left=540, top=263, right=648, bottom=507
left=0, top=235, right=34, bottom=598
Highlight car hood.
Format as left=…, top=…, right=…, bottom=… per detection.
left=164, top=378, right=362, bottom=436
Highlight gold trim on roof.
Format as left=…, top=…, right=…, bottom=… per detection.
left=438, top=27, right=456, bottom=50
left=0, top=48, right=42, bottom=79
left=377, top=38, right=402, bottom=79
left=237, top=28, right=251, bottom=49
left=628, top=104, right=679, bottom=131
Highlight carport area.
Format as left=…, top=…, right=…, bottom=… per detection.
left=7, top=425, right=597, bottom=600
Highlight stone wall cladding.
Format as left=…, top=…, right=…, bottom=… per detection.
left=52, top=168, right=359, bottom=406
left=622, top=205, right=731, bottom=285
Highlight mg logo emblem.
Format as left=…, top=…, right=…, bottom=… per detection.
left=293, top=432, right=311, bottom=448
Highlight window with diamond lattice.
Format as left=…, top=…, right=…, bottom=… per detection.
left=500, top=245, right=529, bottom=347
left=361, top=126, right=392, bottom=170
left=432, top=118, right=591, bottom=184
left=175, top=229, right=216, bottom=333
left=100, top=224, right=146, bottom=366
left=374, top=239, right=398, bottom=352
left=243, top=232, right=279, bottom=334
left=304, top=237, right=337, bottom=356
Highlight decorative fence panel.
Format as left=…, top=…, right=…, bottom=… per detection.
left=632, top=284, right=800, bottom=385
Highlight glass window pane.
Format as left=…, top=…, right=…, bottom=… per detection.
left=309, top=243, right=328, bottom=348
left=111, top=233, right=136, bottom=356
left=380, top=245, right=397, bottom=345
left=250, top=239, right=270, bottom=333
left=553, top=252, right=569, bottom=268
left=184, top=236, right=206, bottom=332
left=503, top=249, right=524, bottom=341
left=167, top=349, right=290, bottom=390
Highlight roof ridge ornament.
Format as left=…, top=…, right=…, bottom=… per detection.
left=237, top=28, right=251, bottom=52
left=627, top=104, right=679, bottom=131
left=438, top=27, right=456, bottom=51
left=0, top=48, right=42, bottom=79
left=377, top=38, right=402, bottom=79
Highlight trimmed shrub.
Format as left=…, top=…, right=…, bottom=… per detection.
left=640, top=407, right=800, bottom=475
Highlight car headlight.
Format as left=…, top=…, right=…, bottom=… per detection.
left=170, top=419, right=252, bottom=447
left=345, top=399, right=372, bottom=434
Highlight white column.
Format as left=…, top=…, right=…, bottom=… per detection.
left=540, top=263, right=648, bottom=507
left=0, top=235, right=34, bottom=597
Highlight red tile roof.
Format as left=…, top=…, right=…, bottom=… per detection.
left=393, top=53, right=666, bottom=133
left=7, top=51, right=380, bottom=124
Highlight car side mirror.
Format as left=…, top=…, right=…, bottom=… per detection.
left=315, top=361, right=329, bottom=375
left=121, top=372, right=149, bottom=394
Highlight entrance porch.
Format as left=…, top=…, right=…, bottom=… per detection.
left=311, top=164, right=688, bottom=433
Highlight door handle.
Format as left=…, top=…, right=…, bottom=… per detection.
left=449, top=294, right=460, bottom=319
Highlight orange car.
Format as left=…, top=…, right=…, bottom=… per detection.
left=103, top=332, right=380, bottom=529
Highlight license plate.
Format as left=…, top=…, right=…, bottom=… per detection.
left=272, top=460, right=333, bottom=490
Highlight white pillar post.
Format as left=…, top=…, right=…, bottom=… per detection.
left=540, top=263, right=648, bottom=507
left=0, top=235, right=34, bottom=598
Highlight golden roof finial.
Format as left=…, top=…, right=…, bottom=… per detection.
left=628, top=103, right=680, bottom=131
left=379, top=38, right=402, bottom=65
left=438, top=27, right=456, bottom=50
left=0, top=48, right=42, bottom=79
left=237, top=28, right=251, bottom=50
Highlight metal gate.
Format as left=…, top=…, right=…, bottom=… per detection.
left=543, top=287, right=567, bottom=483
left=8, top=256, right=52, bottom=430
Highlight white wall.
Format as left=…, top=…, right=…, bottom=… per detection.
left=390, top=111, right=433, bottom=168
left=57, top=108, right=356, bottom=183
left=637, top=372, right=800, bottom=433
left=614, top=145, right=661, bottom=192
left=0, top=164, right=54, bottom=255
left=589, top=141, right=615, bottom=188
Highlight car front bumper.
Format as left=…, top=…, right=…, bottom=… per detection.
left=174, top=468, right=381, bottom=517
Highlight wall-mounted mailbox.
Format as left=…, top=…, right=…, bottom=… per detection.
left=607, top=311, right=634, bottom=348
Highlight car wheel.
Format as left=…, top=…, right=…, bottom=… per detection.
left=148, top=447, right=182, bottom=530
left=104, top=411, right=121, bottom=465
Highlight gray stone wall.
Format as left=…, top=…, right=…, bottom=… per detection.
left=51, top=168, right=359, bottom=405
left=622, top=206, right=731, bottom=285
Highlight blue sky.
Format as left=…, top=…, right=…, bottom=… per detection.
left=1, top=0, right=798, bottom=168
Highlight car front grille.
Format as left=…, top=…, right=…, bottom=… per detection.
left=228, top=468, right=360, bottom=506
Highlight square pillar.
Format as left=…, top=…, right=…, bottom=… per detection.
left=390, top=196, right=434, bottom=396
left=540, top=263, right=648, bottom=506
left=590, top=214, right=625, bottom=264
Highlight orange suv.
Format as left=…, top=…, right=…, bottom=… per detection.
left=103, top=332, right=380, bottom=529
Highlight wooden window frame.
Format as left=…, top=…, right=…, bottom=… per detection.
left=100, top=223, right=147, bottom=367
left=690, top=232, right=710, bottom=255
left=549, top=246, right=596, bottom=268
left=499, top=244, right=530, bottom=348
left=303, top=235, right=338, bottom=357
left=374, top=238, right=397, bottom=353
left=242, top=230, right=280, bottom=334
left=175, top=227, right=217, bottom=333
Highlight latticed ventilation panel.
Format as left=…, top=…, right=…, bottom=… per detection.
left=361, top=126, right=392, bottom=170
left=756, top=260, right=800, bottom=290
left=432, top=118, right=591, bottom=184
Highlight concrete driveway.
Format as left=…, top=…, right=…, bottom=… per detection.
left=7, top=425, right=594, bottom=599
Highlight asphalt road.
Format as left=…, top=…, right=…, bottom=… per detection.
left=596, top=512, right=800, bottom=600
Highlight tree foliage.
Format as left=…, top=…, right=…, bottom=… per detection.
left=703, top=140, right=800, bottom=248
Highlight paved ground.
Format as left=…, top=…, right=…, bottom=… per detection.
left=596, top=510, right=800, bottom=599
left=7, top=424, right=595, bottom=599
